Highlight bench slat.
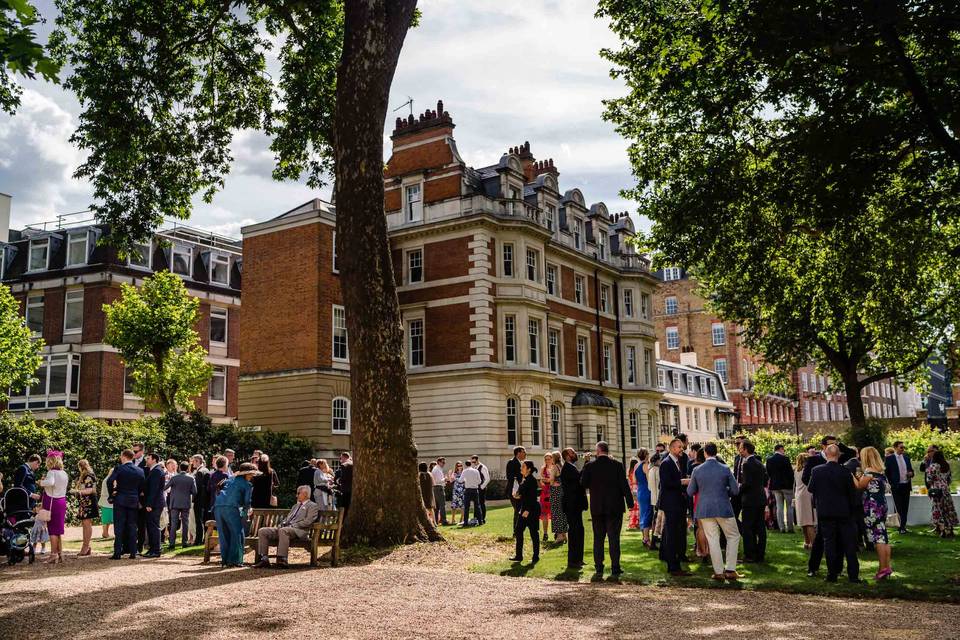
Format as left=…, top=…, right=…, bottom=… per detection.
left=203, top=507, right=344, bottom=567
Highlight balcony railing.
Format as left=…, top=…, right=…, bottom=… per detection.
left=618, top=253, right=651, bottom=273
left=660, top=423, right=679, bottom=436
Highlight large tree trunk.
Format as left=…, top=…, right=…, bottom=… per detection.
left=840, top=367, right=867, bottom=435
left=332, top=0, right=439, bottom=545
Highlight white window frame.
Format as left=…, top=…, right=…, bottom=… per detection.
left=573, top=218, right=583, bottom=250
left=600, top=285, right=609, bottom=313
left=630, top=412, right=639, bottom=449
left=711, top=322, right=726, bottom=346
left=530, top=399, right=542, bottom=448
left=405, top=183, right=423, bottom=222
left=171, top=244, right=193, bottom=277
left=623, top=289, right=634, bottom=317
left=506, top=397, right=518, bottom=446
left=332, top=397, right=351, bottom=434
left=408, top=318, right=424, bottom=368
left=672, top=371, right=681, bottom=390
left=502, top=243, right=514, bottom=278
left=644, top=348, right=653, bottom=386
left=525, top=248, right=538, bottom=282
left=406, top=248, right=423, bottom=284
left=28, top=238, right=49, bottom=272
left=665, top=296, right=678, bottom=315
left=574, top=275, right=584, bottom=304
left=686, top=373, right=695, bottom=392
left=208, top=365, right=226, bottom=403
left=210, top=306, right=228, bottom=345
left=8, top=353, right=81, bottom=410
left=63, top=289, right=84, bottom=335
left=528, top=319, right=541, bottom=365
left=128, top=240, right=152, bottom=270
left=658, top=369, right=666, bottom=389
left=598, top=233, right=607, bottom=260
left=714, top=358, right=728, bottom=383
left=504, top=315, right=516, bottom=363
left=332, top=305, right=349, bottom=362
left=801, top=372, right=809, bottom=392
left=546, top=205, right=556, bottom=233
left=640, top=293, right=650, bottom=319
left=210, top=253, right=230, bottom=285
left=548, top=329, right=560, bottom=373
left=663, top=267, right=681, bottom=281
left=626, top=346, right=636, bottom=384
left=665, top=326, right=680, bottom=350
left=66, top=232, right=88, bottom=267
left=603, top=343, right=613, bottom=383
left=26, top=294, right=44, bottom=336
left=545, top=264, right=557, bottom=296
left=550, top=403, right=562, bottom=448
left=576, top=335, right=587, bottom=378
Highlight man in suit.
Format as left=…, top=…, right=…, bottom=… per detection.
left=143, top=453, right=166, bottom=558
left=334, top=452, right=353, bottom=510
left=560, top=447, right=587, bottom=568
left=12, top=454, right=41, bottom=508
left=580, top=441, right=633, bottom=576
left=739, top=440, right=768, bottom=562
left=106, top=449, right=145, bottom=560
left=505, top=446, right=526, bottom=525
left=657, top=437, right=691, bottom=576
left=253, top=485, right=320, bottom=568
left=471, top=455, right=490, bottom=525
left=766, top=444, right=794, bottom=533
left=165, top=461, right=197, bottom=549
left=884, top=440, right=914, bottom=534
left=191, top=454, right=211, bottom=546
left=808, top=444, right=861, bottom=583
left=131, top=442, right=148, bottom=552
left=687, top=442, right=741, bottom=580
left=803, top=434, right=851, bottom=574
left=730, top=435, right=746, bottom=525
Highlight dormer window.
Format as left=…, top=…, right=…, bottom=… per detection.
left=546, top=205, right=556, bottom=232
left=573, top=219, right=583, bottom=250
left=598, top=233, right=607, bottom=260
left=28, top=238, right=49, bottom=272
left=128, top=240, right=152, bottom=270
left=172, top=245, right=192, bottom=277
left=405, top=184, right=423, bottom=222
left=663, top=266, right=681, bottom=281
left=66, top=232, right=88, bottom=267
left=210, top=254, right=230, bottom=285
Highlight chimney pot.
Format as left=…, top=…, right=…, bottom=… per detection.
left=437, top=99, right=444, bottom=114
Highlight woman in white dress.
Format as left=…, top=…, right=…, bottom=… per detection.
left=793, top=453, right=817, bottom=549
left=314, top=459, right=335, bottom=510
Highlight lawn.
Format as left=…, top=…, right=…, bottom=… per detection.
left=443, top=506, right=960, bottom=602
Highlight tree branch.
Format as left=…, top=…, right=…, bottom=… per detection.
left=859, top=335, right=944, bottom=388
left=877, top=21, right=960, bottom=166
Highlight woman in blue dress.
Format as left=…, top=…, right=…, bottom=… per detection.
left=213, top=462, right=260, bottom=567
left=635, top=448, right=653, bottom=547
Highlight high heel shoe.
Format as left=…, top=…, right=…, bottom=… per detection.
left=77, top=548, right=91, bottom=557
left=44, top=553, right=63, bottom=565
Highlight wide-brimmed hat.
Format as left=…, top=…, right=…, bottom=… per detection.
left=235, top=462, right=262, bottom=477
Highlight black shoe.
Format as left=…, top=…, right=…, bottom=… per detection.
left=143, top=552, right=160, bottom=558
left=595, top=565, right=604, bottom=574
left=531, top=556, right=540, bottom=563
left=825, top=575, right=838, bottom=583
left=252, top=558, right=271, bottom=569
left=509, top=556, right=523, bottom=562
left=848, top=578, right=864, bottom=584
left=128, top=554, right=137, bottom=560
left=806, top=571, right=817, bottom=578
left=611, top=567, right=624, bottom=576
left=110, top=554, right=122, bottom=560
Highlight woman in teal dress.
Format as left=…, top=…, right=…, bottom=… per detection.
left=213, top=462, right=261, bottom=567
left=635, top=448, right=653, bottom=547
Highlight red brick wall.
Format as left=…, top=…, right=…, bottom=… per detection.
left=425, top=303, right=471, bottom=366
left=42, top=287, right=64, bottom=344
left=424, top=236, right=470, bottom=281
left=560, top=266, right=574, bottom=303
left=241, top=222, right=328, bottom=374
left=384, top=136, right=455, bottom=179
left=424, top=175, right=461, bottom=203
left=488, top=239, right=496, bottom=277
left=562, top=324, right=578, bottom=377
left=197, top=302, right=211, bottom=350
left=385, top=188, right=401, bottom=213
left=227, top=307, right=240, bottom=359
left=398, top=282, right=471, bottom=305
left=82, top=284, right=120, bottom=343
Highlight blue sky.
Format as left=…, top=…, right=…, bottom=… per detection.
left=0, top=1, right=643, bottom=237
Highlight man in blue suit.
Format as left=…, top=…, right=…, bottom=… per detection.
left=687, top=442, right=741, bottom=580
left=13, top=454, right=42, bottom=508
left=884, top=440, right=914, bottom=533
left=106, top=449, right=145, bottom=560
left=143, top=453, right=167, bottom=558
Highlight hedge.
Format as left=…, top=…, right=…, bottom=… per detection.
left=0, top=409, right=313, bottom=513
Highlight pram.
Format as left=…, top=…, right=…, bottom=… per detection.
left=0, top=487, right=36, bottom=565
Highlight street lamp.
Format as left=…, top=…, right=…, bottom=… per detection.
left=791, top=396, right=800, bottom=437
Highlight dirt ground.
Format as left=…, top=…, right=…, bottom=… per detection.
left=0, top=532, right=957, bottom=640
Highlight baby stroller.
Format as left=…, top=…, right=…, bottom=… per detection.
left=1, top=487, right=36, bottom=565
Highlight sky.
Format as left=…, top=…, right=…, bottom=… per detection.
left=0, top=0, right=643, bottom=238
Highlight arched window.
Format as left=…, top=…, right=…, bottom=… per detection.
left=550, top=404, right=563, bottom=448
left=530, top=399, right=542, bottom=448
left=332, top=397, right=351, bottom=434
left=506, top=397, right=518, bottom=446
left=629, top=411, right=639, bottom=450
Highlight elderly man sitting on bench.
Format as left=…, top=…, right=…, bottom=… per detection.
left=253, top=485, right=319, bottom=568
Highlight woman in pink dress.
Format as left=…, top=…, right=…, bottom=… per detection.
left=539, top=454, right=553, bottom=542
left=627, top=458, right=640, bottom=529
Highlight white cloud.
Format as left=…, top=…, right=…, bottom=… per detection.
left=1, top=0, right=647, bottom=236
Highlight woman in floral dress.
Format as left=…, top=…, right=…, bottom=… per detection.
left=627, top=458, right=640, bottom=529
left=854, top=447, right=892, bottom=580
left=539, top=454, right=553, bottom=542
left=549, top=451, right=567, bottom=543
left=449, top=461, right=465, bottom=524
left=926, top=451, right=958, bottom=538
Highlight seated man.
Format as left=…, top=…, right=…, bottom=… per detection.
left=253, top=485, right=319, bottom=568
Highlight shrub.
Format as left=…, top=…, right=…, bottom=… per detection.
left=716, top=428, right=823, bottom=465
left=843, top=417, right=887, bottom=452
left=886, top=423, right=960, bottom=461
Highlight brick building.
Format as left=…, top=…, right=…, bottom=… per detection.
left=793, top=364, right=899, bottom=424
left=240, top=101, right=663, bottom=469
left=653, top=270, right=796, bottom=427
left=656, top=355, right=736, bottom=444
left=0, top=198, right=241, bottom=422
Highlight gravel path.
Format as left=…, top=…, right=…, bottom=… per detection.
left=0, top=542, right=957, bottom=640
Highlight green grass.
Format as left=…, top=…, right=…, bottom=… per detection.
left=444, top=506, right=960, bottom=602
left=62, top=536, right=206, bottom=558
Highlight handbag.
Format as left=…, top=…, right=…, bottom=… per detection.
left=886, top=511, right=900, bottom=528
left=36, top=508, right=52, bottom=523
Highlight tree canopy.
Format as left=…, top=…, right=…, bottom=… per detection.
left=103, top=270, right=212, bottom=413
left=599, top=0, right=960, bottom=432
left=1, top=0, right=58, bottom=114
left=0, top=283, right=43, bottom=401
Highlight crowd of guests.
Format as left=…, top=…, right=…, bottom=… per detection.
left=5, top=446, right=355, bottom=568
left=500, top=434, right=957, bottom=584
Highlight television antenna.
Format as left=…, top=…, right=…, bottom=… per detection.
left=393, top=96, right=414, bottom=117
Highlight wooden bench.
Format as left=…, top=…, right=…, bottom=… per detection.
left=203, top=507, right=344, bottom=567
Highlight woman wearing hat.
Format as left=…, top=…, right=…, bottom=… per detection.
left=213, top=462, right=260, bottom=567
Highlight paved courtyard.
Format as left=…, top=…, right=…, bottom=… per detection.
left=0, top=535, right=958, bottom=640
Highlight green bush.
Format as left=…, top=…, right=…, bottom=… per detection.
left=716, top=428, right=824, bottom=465
left=886, top=423, right=960, bottom=461
left=843, top=417, right=888, bottom=452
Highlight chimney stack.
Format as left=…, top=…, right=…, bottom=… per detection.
left=0, top=193, right=10, bottom=243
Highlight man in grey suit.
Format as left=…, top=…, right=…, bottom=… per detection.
left=687, top=442, right=741, bottom=581
left=253, top=486, right=319, bottom=568
left=165, top=461, right=197, bottom=549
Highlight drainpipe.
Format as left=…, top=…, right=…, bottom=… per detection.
left=613, top=281, right=626, bottom=463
